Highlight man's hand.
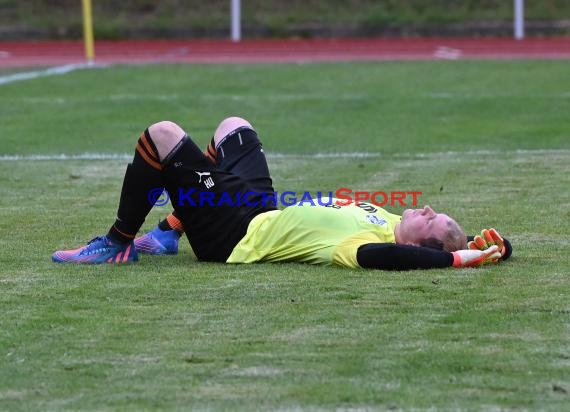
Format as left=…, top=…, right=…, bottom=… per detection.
left=452, top=245, right=501, bottom=268
left=468, top=228, right=506, bottom=257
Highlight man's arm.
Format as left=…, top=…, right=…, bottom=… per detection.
left=357, top=235, right=512, bottom=271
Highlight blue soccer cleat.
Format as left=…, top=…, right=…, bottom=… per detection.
left=134, top=227, right=180, bottom=255
left=52, top=236, right=138, bottom=264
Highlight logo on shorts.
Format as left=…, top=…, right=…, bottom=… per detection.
left=195, top=171, right=215, bottom=189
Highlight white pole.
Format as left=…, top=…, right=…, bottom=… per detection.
left=231, top=0, right=241, bottom=42
left=514, top=0, right=525, bottom=40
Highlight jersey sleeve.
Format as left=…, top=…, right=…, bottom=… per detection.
left=356, top=243, right=454, bottom=270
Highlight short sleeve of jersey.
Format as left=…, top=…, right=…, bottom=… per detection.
left=227, top=199, right=401, bottom=267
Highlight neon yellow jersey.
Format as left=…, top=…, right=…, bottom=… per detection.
left=226, top=199, right=402, bottom=268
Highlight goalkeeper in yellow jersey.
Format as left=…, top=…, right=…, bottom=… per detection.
left=52, top=117, right=512, bottom=269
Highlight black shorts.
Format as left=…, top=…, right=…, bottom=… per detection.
left=162, top=128, right=277, bottom=262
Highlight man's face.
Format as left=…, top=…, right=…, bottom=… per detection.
left=396, top=205, right=453, bottom=246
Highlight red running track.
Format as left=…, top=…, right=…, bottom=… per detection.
left=1, top=38, right=570, bottom=67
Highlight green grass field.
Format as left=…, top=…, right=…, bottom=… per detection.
left=1, top=61, right=569, bottom=411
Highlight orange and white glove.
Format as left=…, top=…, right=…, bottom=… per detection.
left=468, top=228, right=506, bottom=258
left=452, top=245, right=501, bottom=268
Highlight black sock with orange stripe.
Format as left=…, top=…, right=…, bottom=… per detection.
left=157, top=212, right=185, bottom=234
left=108, top=129, right=164, bottom=244
left=204, top=137, right=217, bottom=164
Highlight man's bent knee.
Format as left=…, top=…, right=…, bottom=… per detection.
left=147, top=121, right=186, bottom=162
left=213, top=117, right=254, bottom=148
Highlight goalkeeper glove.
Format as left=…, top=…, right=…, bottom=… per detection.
left=452, top=245, right=501, bottom=268
left=468, top=228, right=506, bottom=257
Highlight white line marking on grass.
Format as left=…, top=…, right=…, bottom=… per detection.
left=0, top=63, right=104, bottom=86
left=1, top=149, right=569, bottom=162
left=0, top=152, right=382, bottom=162
left=10, top=92, right=570, bottom=105
left=0, top=153, right=132, bottom=161
left=5, top=93, right=372, bottom=105
left=269, top=152, right=381, bottom=159
left=425, top=92, right=570, bottom=99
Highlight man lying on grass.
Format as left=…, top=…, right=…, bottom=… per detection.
left=52, top=117, right=511, bottom=270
